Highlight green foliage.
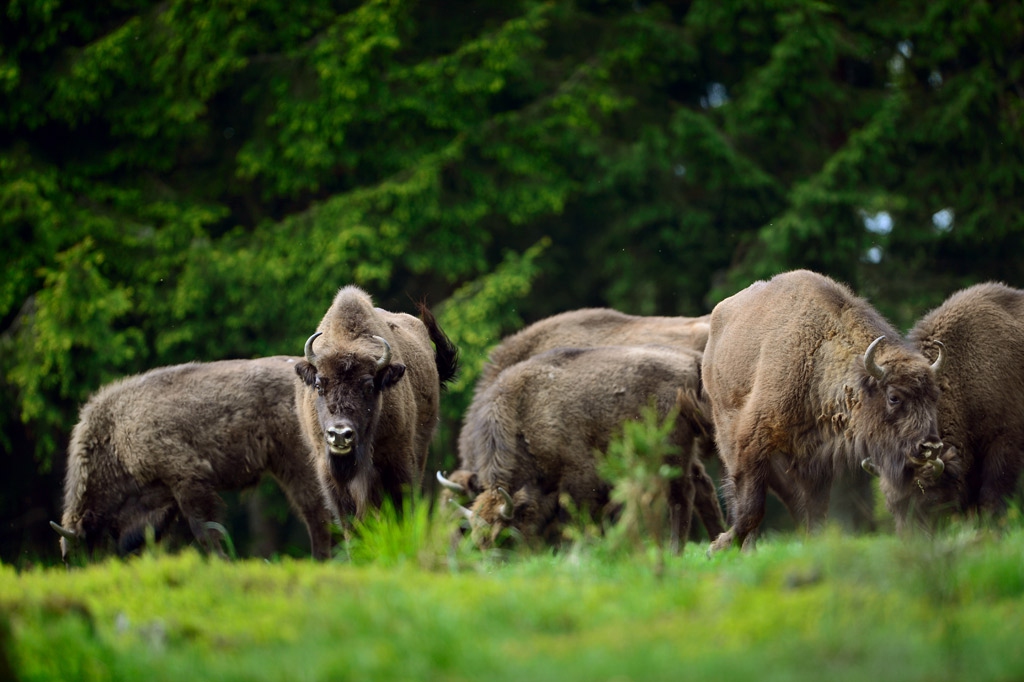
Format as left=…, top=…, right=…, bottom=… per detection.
left=344, top=492, right=466, bottom=570
left=597, top=404, right=683, bottom=554
left=6, top=524, right=1024, bottom=680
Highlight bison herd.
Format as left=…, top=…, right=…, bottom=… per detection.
left=50, top=271, right=1024, bottom=563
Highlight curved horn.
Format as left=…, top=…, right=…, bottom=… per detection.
left=498, top=487, right=514, bottom=521
left=864, top=335, right=887, bottom=381
left=447, top=498, right=475, bottom=520
left=304, top=332, right=323, bottom=367
left=861, top=458, right=880, bottom=478
left=929, top=340, right=945, bottom=376
left=371, top=335, right=391, bottom=372
left=50, top=521, right=78, bottom=541
left=436, top=471, right=467, bottom=494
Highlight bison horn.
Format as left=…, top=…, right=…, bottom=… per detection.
left=929, top=457, right=945, bottom=477
left=436, top=471, right=466, bottom=494
left=372, top=335, right=392, bottom=372
left=861, top=458, right=880, bottom=477
left=864, top=336, right=887, bottom=381
left=929, top=340, right=945, bottom=376
left=447, top=498, right=475, bottom=520
left=304, top=332, right=323, bottom=367
left=50, top=521, right=78, bottom=541
left=498, top=487, right=514, bottom=521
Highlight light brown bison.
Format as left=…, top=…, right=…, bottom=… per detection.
left=444, top=307, right=723, bottom=541
left=864, top=281, right=1024, bottom=526
left=294, top=286, right=458, bottom=520
left=703, top=270, right=945, bottom=554
left=454, top=344, right=715, bottom=551
left=50, top=356, right=332, bottom=563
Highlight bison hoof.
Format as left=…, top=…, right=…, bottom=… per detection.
left=707, top=529, right=737, bottom=558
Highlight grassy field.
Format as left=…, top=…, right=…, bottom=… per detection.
left=4, top=509, right=1024, bottom=682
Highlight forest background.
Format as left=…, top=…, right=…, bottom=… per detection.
left=2, top=0, right=1022, bottom=564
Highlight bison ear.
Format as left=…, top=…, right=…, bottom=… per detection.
left=295, top=360, right=317, bottom=386
left=376, top=362, right=406, bottom=391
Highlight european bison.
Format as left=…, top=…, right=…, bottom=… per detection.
left=50, top=356, right=332, bottom=563
left=454, top=344, right=715, bottom=551
left=868, top=281, right=1024, bottom=526
left=294, top=286, right=458, bottom=520
left=703, top=270, right=945, bottom=554
left=445, top=307, right=724, bottom=540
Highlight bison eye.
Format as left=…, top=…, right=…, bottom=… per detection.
left=887, top=392, right=901, bottom=406
left=315, top=378, right=325, bottom=396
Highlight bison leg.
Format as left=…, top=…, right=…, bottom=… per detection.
left=171, top=480, right=228, bottom=557
left=690, top=460, right=726, bottom=541
left=267, top=462, right=335, bottom=561
left=978, top=442, right=1023, bottom=516
left=275, top=481, right=333, bottom=561
left=768, top=461, right=833, bottom=531
left=666, top=454, right=697, bottom=554
left=708, top=450, right=770, bottom=556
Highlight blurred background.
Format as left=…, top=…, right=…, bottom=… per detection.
left=3, top=0, right=1022, bottom=563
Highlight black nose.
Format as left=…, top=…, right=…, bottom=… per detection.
left=327, top=426, right=354, bottom=447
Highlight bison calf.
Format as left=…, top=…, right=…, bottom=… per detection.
left=703, top=270, right=945, bottom=554
left=456, top=344, right=715, bottom=551
left=294, top=286, right=458, bottom=521
left=51, top=356, right=332, bottom=563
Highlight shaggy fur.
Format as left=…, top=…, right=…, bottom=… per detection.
left=294, top=286, right=457, bottom=519
left=54, top=356, right=332, bottom=562
left=462, top=345, right=715, bottom=551
left=901, top=282, right=1024, bottom=524
left=703, top=270, right=945, bottom=553
left=451, top=307, right=723, bottom=540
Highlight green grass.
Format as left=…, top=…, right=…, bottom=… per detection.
left=4, top=517, right=1024, bottom=682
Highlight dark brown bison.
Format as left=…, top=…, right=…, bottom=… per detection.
left=703, top=270, right=946, bottom=554
left=453, top=344, right=715, bottom=551
left=865, top=281, right=1024, bottom=526
left=50, top=356, right=332, bottom=563
left=294, top=286, right=458, bottom=520
left=444, top=307, right=723, bottom=541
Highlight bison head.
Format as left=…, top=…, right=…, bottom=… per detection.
left=858, top=336, right=955, bottom=529
left=296, top=331, right=406, bottom=483
left=863, top=444, right=966, bottom=531
left=453, top=484, right=563, bottom=549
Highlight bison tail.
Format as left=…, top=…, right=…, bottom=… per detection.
left=675, top=387, right=714, bottom=440
left=417, top=301, right=460, bottom=389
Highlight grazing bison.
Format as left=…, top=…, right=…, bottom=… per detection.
left=294, top=286, right=458, bottom=520
left=445, top=307, right=724, bottom=540
left=866, top=281, right=1024, bottom=526
left=50, top=357, right=332, bottom=563
left=703, top=270, right=945, bottom=554
left=454, top=344, right=715, bottom=551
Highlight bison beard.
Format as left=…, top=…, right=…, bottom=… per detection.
left=703, top=270, right=946, bottom=555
